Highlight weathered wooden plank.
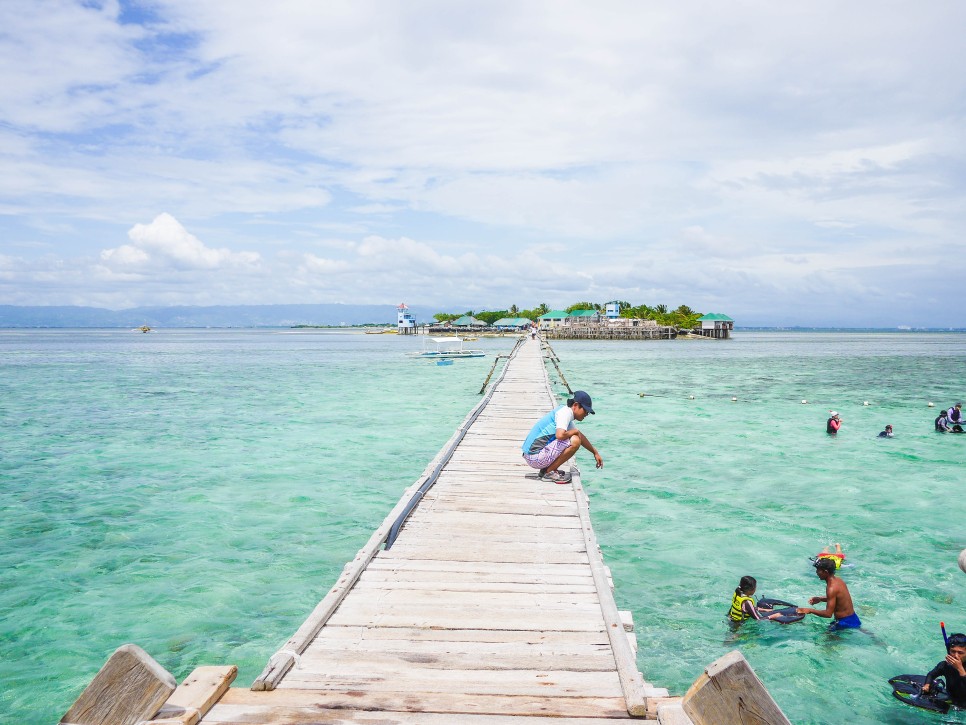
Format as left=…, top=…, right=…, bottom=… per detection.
left=60, top=644, right=176, bottom=725
left=313, top=625, right=613, bottom=645
left=365, top=558, right=592, bottom=575
left=418, top=500, right=577, bottom=516
left=324, top=608, right=608, bottom=632
left=376, top=546, right=589, bottom=564
left=358, top=567, right=593, bottom=585
left=389, top=529, right=585, bottom=545
left=682, top=650, right=791, bottom=725
left=206, top=687, right=633, bottom=720
left=278, top=667, right=625, bottom=698
left=330, top=588, right=599, bottom=608
left=396, top=510, right=582, bottom=528
left=149, top=665, right=236, bottom=725
left=305, top=636, right=612, bottom=657
left=352, top=579, right=597, bottom=593
left=294, top=647, right=618, bottom=673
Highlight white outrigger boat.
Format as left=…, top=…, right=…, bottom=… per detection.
left=410, top=337, right=485, bottom=359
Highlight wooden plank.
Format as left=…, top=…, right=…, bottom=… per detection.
left=304, top=636, right=613, bottom=658
left=278, top=667, right=625, bottom=698
left=389, top=530, right=585, bottom=545
left=358, top=568, right=593, bottom=585
left=365, top=558, right=592, bottom=575
left=206, top=687, right=633, bottom=720
left=330, top=588, right=599, bottom=608
left=393, top=511, right=583, bottom=529
left=682, top=650, right=791, bottom=725
left=294, top=648, right=619, bottom=673
left=311, top=625, right=612, bottom=646
left=376, top=547, right=589, bottom=565
left=60, top=644, right=176, bottom=725
left=324, top=608, right=608, bottom=632
left=352, top=579, right=597, bottom=593
left=149, top=665, right=236, bottom=725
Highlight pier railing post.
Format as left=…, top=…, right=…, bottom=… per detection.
left=682, top=650, right=791, bottom=725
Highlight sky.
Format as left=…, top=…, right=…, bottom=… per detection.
left=2, top=0, right=965, bottom=326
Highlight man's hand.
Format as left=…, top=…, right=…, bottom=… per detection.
left=946, top=654, right=966, bottom=676
left=808, top=597, right=822, bottom=605
left=594, top=452, right=603, bottom=469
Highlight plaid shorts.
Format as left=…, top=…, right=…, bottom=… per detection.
left=522, top=437, right=570, bottom=469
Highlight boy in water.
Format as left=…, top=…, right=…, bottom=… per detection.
left=922, top=633, right=966, bottom=706
left=797, top=558, right=860, bottom=630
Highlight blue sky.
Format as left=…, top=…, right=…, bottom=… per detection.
left=2, top=0, right=965, bottom=326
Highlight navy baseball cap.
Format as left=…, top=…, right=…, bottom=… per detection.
left=572, top=390, right=595, bottom=414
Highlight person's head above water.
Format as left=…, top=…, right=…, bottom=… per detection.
left=813, top=558, right=837, bottom=578
left=947, top=632, right=966, bottom=653
left=736, top=575, right=757, bottom=595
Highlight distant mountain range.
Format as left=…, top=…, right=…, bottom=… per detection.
left=0, top=304, right=443, bottom=328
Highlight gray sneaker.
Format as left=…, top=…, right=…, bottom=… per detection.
left=540, top=469, right=572, bottom=484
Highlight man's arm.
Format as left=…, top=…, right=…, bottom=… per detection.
left=556, top=427, right=604, bottom=468
left=922, top=661, right=946, bottom=692
left=798, top=591, right=837, bottom=618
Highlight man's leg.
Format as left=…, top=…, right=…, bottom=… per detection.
left=545, top=435, right=580, bottom=473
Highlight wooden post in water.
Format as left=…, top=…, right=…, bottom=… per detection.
left=60, top=644, right=176, bottom=725
left=682, top=650, right=791, bottom=725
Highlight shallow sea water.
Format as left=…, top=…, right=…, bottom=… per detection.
left=1, top=329, right=964, bottom=723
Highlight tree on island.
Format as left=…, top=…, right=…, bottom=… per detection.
left=431, top=301, right=703, bottom=329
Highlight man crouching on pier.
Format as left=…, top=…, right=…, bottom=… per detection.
left=522, top=390, right=603, bottom=483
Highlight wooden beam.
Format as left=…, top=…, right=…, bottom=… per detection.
left=682, top=650, right=790, bottom=725
left=146, top=665, right=236, bottom=724
left=60, top=644, right=176, bottom=725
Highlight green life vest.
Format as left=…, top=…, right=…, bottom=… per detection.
left=729, top=591, right=755, bottom=621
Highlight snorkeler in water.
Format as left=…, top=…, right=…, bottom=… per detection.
left=812, top=543, right=846, bottom=569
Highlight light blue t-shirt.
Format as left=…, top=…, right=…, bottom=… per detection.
left=522, top=405, right=575, bottom=455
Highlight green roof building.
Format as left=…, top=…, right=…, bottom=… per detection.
left=697, top=313, right=734, bottom=338
left=451, top=315, right=488, bottom=327
left=493, top=317, right=532, bottom=329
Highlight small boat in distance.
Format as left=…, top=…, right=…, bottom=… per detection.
left=365, top=327, right=396, bottom=334
left=134, top=325, right=152, bottom=333
left=410, top=337, right=485, bottom=359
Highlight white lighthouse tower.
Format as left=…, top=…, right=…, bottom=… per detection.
left=397, top=303, right=417, bottom=335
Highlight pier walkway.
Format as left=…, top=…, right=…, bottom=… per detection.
left=199, top=336, right=683, bottom=723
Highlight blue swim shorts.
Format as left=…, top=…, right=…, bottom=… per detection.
left=828, top=612, right=862, bottom=630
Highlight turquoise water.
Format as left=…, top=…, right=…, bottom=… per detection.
left=1, top=330, right=964, bottom=723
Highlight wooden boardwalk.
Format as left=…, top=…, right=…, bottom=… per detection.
left=200, top=336, right=684, bottom=723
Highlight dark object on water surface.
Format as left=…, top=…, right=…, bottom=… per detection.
left=889, top=674, right=952, bottom=713
left=757, top=598, right=806, bottom=624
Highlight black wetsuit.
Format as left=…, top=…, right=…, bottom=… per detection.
left=925, top=661, right=966, bottom=706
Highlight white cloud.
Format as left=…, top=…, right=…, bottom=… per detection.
left=101, top=213, right=261, bottom=271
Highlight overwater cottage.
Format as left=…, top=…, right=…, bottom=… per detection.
left=696, top=313, right=734, bottom=339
